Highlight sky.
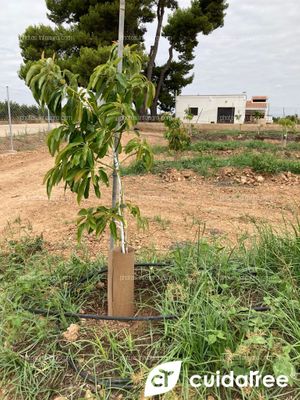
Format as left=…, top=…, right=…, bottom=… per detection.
left=0, top=0, right=299, bottom=115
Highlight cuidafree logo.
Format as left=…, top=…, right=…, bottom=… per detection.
left=144, top=361, right=182, bottom=397
left=144, top=361, right=290, bottom=397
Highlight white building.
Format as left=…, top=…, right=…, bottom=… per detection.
left=175, top=94, right=269, bottom=124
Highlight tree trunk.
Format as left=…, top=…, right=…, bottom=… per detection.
left=151, top=46, right=173, bottom=116
left=283, top=128, right=288, bottom=148
left=146, top=0, right=165, bottom=82
left=140, top=0, right=165, bottom=116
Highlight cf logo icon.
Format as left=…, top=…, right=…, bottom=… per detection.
left=144, top=361, right=182, bottom=397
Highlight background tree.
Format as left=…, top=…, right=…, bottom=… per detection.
left=273, top=114, right=300, bottom=124
left=153, top=59, right=194, bottom=112
left=19, top=0, right=227, bottom=115
left=149, top=0, right=228, bottom=115
left=19, top=0, right=154, bottom=85
left=278, top=117, right=297, bottom=148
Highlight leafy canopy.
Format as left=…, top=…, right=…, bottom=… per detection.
left=26, top=44, right=155, bottom=242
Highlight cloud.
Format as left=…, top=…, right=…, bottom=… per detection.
left=0, top=1, right=51, bottom=104
left=178, top=0, right=300, bottom=109
left=0, top=0, right=299, bottom=112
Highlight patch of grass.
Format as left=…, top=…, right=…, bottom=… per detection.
left=191, top=129, right=300, bottom=141
left=122, top=154, right=227, bottom=176
left=0, top=235, right=108, bottom=399
left=231, top=152, right=300, bottom=174
left=123, top=149, right=300, bottom=177
left=286, top=141, right=300, bottom=151
left=185, top=140, right=300, bottom=153
left=191, top=140, right=241, bottom=152
left=152, top=226, right=300, bottom=398
left=1, top=226, right=300, bottom=399
left=151, top=144, right=168, bottom=154
left=151, top=140, right=281, bottom=154
left=153, top=215, right=171, bottom=230
left=122, top=159, right=150, bottom=175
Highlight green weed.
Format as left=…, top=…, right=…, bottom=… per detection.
left=1, top=226, right=300, bottom=399
left=123, top=148, right=300, bottom=177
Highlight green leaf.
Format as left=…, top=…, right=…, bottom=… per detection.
left=246, top=335, right=267, bottom=345
left=98, top=169, right=109, bottom=186
left=116, top=73, right=127, bottom=88
left=77, top=178, right=88, bottom=204
left=74, top=169, right=88, bottom=183
left=205, top=331, right=226, bottom=345
left=77, top=223, right=86, bottom=241
left=206, top=334, right=217, bottom=345
left=273, top=356, right=296, bottom=383
left=109, top=221, right=118, bottom=241
left=125, top=138, right=139, bottom=154
left=78, top=209, right=88, bottom=216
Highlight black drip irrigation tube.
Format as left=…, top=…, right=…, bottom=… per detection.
left=27, top=305, right=271, bottom=322
left=26, top=262, right=272, bottom=391
left=28, top=262, right=177, bottom=322
left=67, top=356, right=133, bottom=389
left=243, top=306, right=271, bottom=312
left=28, top=307, right=177, bottom=322
left=73, top=262, right=173, bottom=286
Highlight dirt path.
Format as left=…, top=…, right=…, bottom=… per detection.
left=1, top=140, right=300, bottom=257
left=0, top=122, right=58, bottom=138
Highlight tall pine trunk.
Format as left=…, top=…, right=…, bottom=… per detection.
left=140, top=0, right=165, bottom=117
left=151, top=46, right=173, bottom=116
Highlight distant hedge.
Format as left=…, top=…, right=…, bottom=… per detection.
left=0, top=101, right=47, bottom=122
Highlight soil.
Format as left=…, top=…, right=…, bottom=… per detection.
left=1, top=130, right=300, bottom=258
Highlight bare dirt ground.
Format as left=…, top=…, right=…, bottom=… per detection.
left=1, top=129, right=300, bottom=258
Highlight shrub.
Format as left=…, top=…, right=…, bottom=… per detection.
left=162, top=113, right=191, bottom=152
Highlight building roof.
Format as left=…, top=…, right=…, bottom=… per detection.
left=252, top=96, right=268, bottom=100
left=246, top=101, right=268, bottom=110
left=176, top=94, right=247, bottom=98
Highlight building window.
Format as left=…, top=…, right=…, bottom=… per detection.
left=189, top=107, right=198, bottom=116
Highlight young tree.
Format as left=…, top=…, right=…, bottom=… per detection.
left=235, top=112, right=243, bottom=133
left=253, top=111, right=264, bottom=135
left=26, top=44, right=155, bottom=315
left=278, top=118, right=297, bottom=148
left=162, top=113, right=191, bottom=157
left=184, top=108, right=194, bottom=135
left=19, top=0, right=228, bottom=115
